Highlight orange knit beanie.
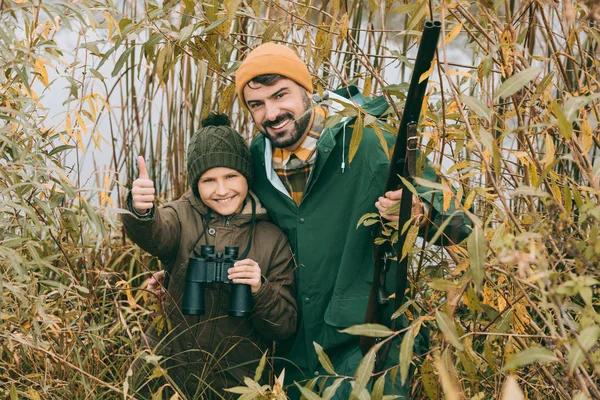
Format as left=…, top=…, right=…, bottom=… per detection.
left=235, top=42, right=313, bottom=105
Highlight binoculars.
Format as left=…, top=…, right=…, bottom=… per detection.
left=181, top=245, right=253, bottom=317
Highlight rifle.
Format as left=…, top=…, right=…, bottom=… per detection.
left=359, top=21, right=441, bottom=365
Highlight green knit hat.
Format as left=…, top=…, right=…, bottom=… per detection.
left=187, top=113, right=252, bottom=198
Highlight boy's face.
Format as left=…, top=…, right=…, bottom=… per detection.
left=243, top=78, right=312, bottom=151
left=197, top=167, right=248, bottom=216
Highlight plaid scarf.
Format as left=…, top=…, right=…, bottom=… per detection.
left=272, top=106, right=327, bottom=205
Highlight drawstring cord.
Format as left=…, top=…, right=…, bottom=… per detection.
left=240, top=195, right=256, bottom=260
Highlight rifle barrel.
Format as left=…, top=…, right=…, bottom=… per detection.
left=360, top=21, right=441, bottom=357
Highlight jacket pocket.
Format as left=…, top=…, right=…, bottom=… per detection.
left=323, top=296, right=369, bottom=328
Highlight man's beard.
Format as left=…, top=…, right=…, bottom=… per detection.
left=261, top=93, right=312, bottom=149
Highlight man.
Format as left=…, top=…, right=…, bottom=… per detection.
left=235, top=42, right=471, bottom=398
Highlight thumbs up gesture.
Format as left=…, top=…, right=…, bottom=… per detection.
left=131, top=156, right=155, bottom=215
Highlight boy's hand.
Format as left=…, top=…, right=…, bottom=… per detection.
left=131, top=156, right=155, bottom=214
left=146, top=270, right=166, bottom=300
left=228, top=259, right=262, bottom=294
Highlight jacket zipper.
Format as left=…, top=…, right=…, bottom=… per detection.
left=207, top=214, right=233, bottom=353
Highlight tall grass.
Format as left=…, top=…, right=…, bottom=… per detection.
left=1, top=0, right=598, bottom=398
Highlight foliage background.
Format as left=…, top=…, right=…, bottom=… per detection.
left=1, top=0, right=599, bottom=399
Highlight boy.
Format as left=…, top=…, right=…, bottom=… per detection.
left=122, top=113, right=297, bottom=398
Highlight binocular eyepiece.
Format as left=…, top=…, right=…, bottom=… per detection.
left=181, top=245, right=253, bottom=317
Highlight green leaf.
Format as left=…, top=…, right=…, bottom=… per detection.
left=223, top=386, right=255, bottom=394
left=356, top=212, right=380, bottom=229
left=390, top=3, right=422, bottom=14
left=350, top=346, right=376, bottom=399
left=48, top=144, right=76, bottom=156
left=295, top=383, right=324, bottom=400
left=340, top=324, right=394, bottom=338
left=391, top=299, right=415, bottom=320
left=322, top=378, right=345, bottom=400
left=412, top=177, right=450, bottom=192
left=563, top=94, right=600, bottom=122
left=401, top=225, right=419, bottom=261
left=200, top=16, right=229, bottom=35
left=313, top=342, right=336, bottom=375
left=494, top=67, right=541, bottom=101
left=179, top=22, right=198, bottom=44
left=502, top=347, right=558, bottom=371
left=427, top=279, right=460, bottom=291
left=568, top=326, right=600, bottom=372
left=371, top=374, right=386, bottom=400
left=421, top=358, right=438, bottom=400
left=512, top=185, right=549, bottom=197
left=111, top=45, right=135, bottom=77
left=435, top=310, right=464, bottom=351
left=400, top=328, right=414, bottom=384
left=254, top=350, right=267, bottom=382
left=549, top=100, right=573, bottom=140
left=460, top=94, right=491, bottom=120
left=467, top=225, right=486, bottom=292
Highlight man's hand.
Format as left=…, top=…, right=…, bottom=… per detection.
left=131, top=156, right=155, bottom=214
left=375, top=189, right=424, bottom=223
left=147, top=270, right=166, bottom=300
left=228, top=259, right=262, bottom=294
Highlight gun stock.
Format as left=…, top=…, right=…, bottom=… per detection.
left=360, top=21, right=441, bottom=356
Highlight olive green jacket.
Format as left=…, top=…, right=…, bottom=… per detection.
left=122, top=192, right=297, bottom=398
left=249, top=86, right=471, bottom=397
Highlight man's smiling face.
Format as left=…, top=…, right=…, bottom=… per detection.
left=243, top=78, right=313, bottom=151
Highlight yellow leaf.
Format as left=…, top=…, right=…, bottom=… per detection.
left=363, top=77, right=372, bottom=97
left=401, top=225, right=419, bottom=261
left=58, top=131, right=69, bottom=145
left=504, top=338, right=516, bottom=372
left=419, top=61, right=434, bottom=84
left=581, top=113, right=593, bottom=153
left=338, top=13, right=349, bottom=41
left=446, top=69, right=478, bottom=82
left=104, top=11, right=121, bottom=39
left=348, top=113, right=363, bottom=163
left=481, top=148, right=490, bottom=175
left=543, top=134, right=555, bottom=168
left=86, top=97, right=97, bottom=122
left=463, top=190, right=476, bottom=210
left=27, top=388, right=41, bottom=400
left=512, top=303, right=531, bottom=334
left=453, top=259, right=469, bottom=276
left=443, top=190, right=451, bottom=212
left=41, top=20, right=51, bottom=37
left=444, top=23, right=462, bottom=46
left=446, top=101, right=459, bottom=113
left=148, top=366, right=165, bottom=381
left=218, top=84, right=235, bottom=114
left=421, top=92, right=430, bottom=121
left=497, top=295, right=507, bottom=312
left=482, top=283, right=495, bottom=308
left=75, top=112, right=87, bottom=135
left=75, top=131, right=85, bottom=152
left=65, top=114, right=73, bottom=137
left=116, top=280, right=137, bottom=309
